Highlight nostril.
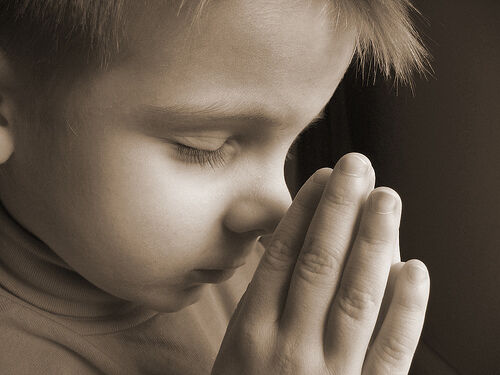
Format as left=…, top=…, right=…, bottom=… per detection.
left=258, top=234, right=273, bottom=248
left=250, top=229, right=267, bottom=238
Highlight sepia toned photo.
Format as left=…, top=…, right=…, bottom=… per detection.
left=0, top=1, right=497, bottom=374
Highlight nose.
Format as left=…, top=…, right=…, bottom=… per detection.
left=223, top=167, right=292, bottom=237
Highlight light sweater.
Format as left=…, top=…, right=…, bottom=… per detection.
left=0, top=203, right=264, bottom=374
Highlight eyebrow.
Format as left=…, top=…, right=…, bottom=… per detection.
left=136, top=101, right=327, bottom=134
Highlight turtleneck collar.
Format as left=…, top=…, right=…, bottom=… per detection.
left=0, top=202, right=158, bottom=335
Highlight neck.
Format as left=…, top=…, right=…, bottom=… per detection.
left=0, top=201, right=158, bottom=334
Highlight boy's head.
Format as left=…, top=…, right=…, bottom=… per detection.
left=0, top=0, right=427, bottom=312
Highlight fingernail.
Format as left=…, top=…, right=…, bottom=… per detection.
left=407, top=262, right=428, bottom=283
left=370, top=190, right=397, bottom=214
left=338, top=154, right=370, bottom=177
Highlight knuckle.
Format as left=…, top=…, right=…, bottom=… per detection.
left=233, top=319, right=257, bottom=344
left=356, top=231, right=394, bottom=247
left=375, top=333, right=412, bottom=366
left=395, top=295, right=426, bottom=316
left=336, top=283, right=378, bottom=321
left=241, top=322, right=260, bottom=345
left=290, top=195, right=310, bottom=213
left=263, top=239, right=294, bottom=272
left=274, top=352, right=298, bottom=373
left=322, top=182, right=359, bottom=210
left=296, top=243, right=340, bottom=285
left=276, top=339, right=319, bottom=374
left=232, top=321, right=266, bottom=358
left=275, top=343, right=300, bottom=373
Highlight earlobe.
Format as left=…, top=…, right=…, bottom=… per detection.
left=0, top=93, right=14, bottom=164
left=0, top=50, right=16, bottom=164
left=0, top=121, right=14, bottom=164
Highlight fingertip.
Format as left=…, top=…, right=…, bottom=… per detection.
left=341, top=152, right=372, bottom=166
left=311, top=167, right=333, bottom=184
left=404, top=259, right=429, bottom=284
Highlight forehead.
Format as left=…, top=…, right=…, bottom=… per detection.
left=84, top=0, right=355, bottom=128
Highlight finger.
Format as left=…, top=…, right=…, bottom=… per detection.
left=242, top=167, right=332, bottom=326
left=369, top=261, right=405, bottom=349
left=280, top=152, right=375, bottom=344
left=365, top=189, right=400, bottom=265
left=366, top=229, right=402, bottom=349
left=362, top=259, right=430, bottom=375
left=325, top=187, right=402, bottom=371
left=394, top=231, right=401, bottom=263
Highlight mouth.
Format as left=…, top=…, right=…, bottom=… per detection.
left=192, top=243, right=256, bottom=284
left=191, top=268, right=240, bottom=284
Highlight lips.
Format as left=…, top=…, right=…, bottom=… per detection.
left=192, top=268, right=239, bottom=283
left=192, top=244, right=255, bottom=284
left=201, top=260, right=247, bottom=271
left=213, top=262, right=246, bottom=270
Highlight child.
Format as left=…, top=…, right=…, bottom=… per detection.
left=0, top=1, right=430, bottom=374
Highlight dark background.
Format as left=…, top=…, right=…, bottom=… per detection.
left=286, top=1, right=500, bottom=373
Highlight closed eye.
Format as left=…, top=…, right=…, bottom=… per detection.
left=174, top=143, right=230, bottom=169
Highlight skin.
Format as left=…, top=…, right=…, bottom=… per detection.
left=0, top=1, right=356, bottom=312
left=213, top=165, right=430, bottom=374
left=0, top=1, right=430, bottom=372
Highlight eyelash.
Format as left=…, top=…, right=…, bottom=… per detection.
left=174, top=143, right=229, bottom=168
left=174, top=129, right=309, bottom=169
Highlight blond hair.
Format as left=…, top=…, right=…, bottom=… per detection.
left=183, top=0, right=430, bottom=87
left=0, top=0, right=429, bottom=88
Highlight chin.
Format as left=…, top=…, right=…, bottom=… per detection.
left=140, top=284, right=208, bottom=313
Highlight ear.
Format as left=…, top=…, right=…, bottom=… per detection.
left=0, top=49, right=16, bottom=164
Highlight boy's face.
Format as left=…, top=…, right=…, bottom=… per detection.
left=3, top=1, right=355, bottom=311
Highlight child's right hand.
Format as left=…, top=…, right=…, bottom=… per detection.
left=212, top=152, right=430, bottom=375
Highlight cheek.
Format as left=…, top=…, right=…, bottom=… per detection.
left=60, top=129, right=230, bottom=284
